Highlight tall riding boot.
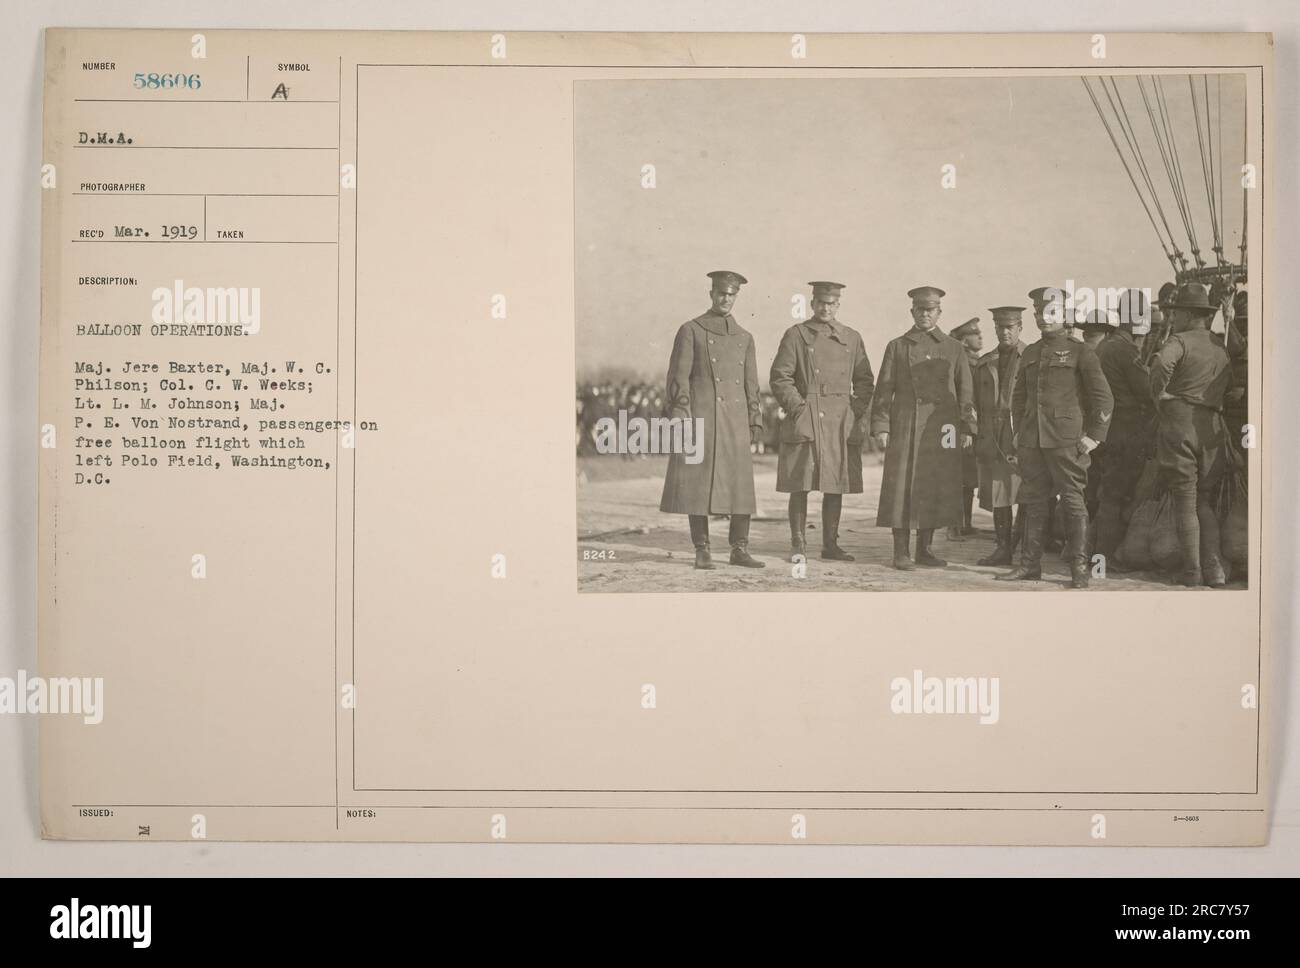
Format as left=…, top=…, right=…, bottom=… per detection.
left=1198, top=493, right=1226, bottom=587
left=1044, top=494, right=1062, bottom=553
left=1066, top=513, right=1091, bottom=588
left=1094, top=499, right=1123, bottom=562
left=689, top=514, right=715, bottom=570
left=978, top=507, right=1014, bottom=566
left=728, top=514, right=765, bottom=568
left=914, top=528, right=947, bottom=567
left=1170, top=484, right=1202, bottom=586
left=997, top=504, right=1045, bottom=580
left=788, top=492, right=808, bottom=562
left=821, top=493, right=854, bottom=561
left=891, top=528, right=915, bottom=570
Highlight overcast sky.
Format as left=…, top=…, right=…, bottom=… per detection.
left=574, top=74, right=1246, bottom=383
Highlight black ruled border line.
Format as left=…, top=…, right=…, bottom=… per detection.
left=348, top=61, right=1265, bottom=800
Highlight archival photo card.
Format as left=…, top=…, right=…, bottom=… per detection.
left=38, top=30, right=1271, bottom=845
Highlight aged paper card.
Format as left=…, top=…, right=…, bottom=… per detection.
left=38, top=29, right=1272, bottom=844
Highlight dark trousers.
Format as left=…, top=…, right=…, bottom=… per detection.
left=1095, top=413, right=1152, bottom=557
left=689, top=514, right=750, bottom=550
left=1018, top=444, right=1090, bottom=566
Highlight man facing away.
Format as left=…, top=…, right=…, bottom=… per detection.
left=1093, top=289, right=1155, bottom=562
left=1149, top=282, right=1234, bottom=587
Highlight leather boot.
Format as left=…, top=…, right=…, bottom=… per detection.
left=978, top=507, right=1014, bottom=566
left=1044, top=494, right=1062, bottom=553
left=997, top=504, right=1044, bottom=580
left=1094, top=499, right=1123, bottom=562
left=821, top=494, right=854, bottom=561
left=891, top=529, right=915, bottom=570
left=788, top=493, right=808, bottom=562
left=1171, top=485, right=1202, bottom=587
left=689, top=514, right=715, bottom=570
left=728, top=514, right=765, bottom=568
left=1198, top=494, right=1226, bottom=587
left=914, top=528, right=947, bottom=567
left=1066, top=512, right=1091, bottom=588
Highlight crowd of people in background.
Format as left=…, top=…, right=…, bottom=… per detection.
left=576, top=384, right=884, bottom=457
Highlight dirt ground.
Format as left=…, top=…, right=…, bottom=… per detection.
left=576, top=453, right=1244, bottom=593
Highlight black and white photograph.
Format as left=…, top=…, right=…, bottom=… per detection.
left=575, top=75, right=1251, bottom=592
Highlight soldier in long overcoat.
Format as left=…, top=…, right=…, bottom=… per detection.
left=949, top=317, right=984, bottom=539
left=769, top=281, right=875, bottom=561
left=973, top=307, right=1028, bottom=566
left=659, top=270, right=766, bottom=570
left=868, top=286, right=977, bottom=570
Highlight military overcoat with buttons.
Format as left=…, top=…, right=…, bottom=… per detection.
left=659, top=311, right=764, bottom=515
left=769, top=319, right=875, bottom=494
left=868, top=326, right=977, bottom=529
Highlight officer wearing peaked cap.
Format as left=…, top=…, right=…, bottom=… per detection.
left=996, top=286, right=1113, bottom=588
left=660, top=270, right=767, bottom=570
left=770, top=281, right=876, bottom=561
left=948, top=317, right=983, bottom=538
left=973, top=306, right=1028, bottom=566
left=869, top=286, right=977, bottom=569
left=1150, top=282, right=1234, bottom=587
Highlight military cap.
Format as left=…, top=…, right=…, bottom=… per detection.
left=907, top=285, right=945, bottom=306
left=988, top=306, right=1026, bottom=325
left=1027, top=286, right=1069, bottom=307
left=1165, top=281, right=1217, bottom=314
left=1081, top=309, right=1115, bottom=331
left=707, top=270, right=748, bottom=293
left=808, top=281, right=846, bottom=298
left=949, top=317, right=981, bottom=339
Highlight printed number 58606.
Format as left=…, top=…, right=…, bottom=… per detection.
left=133, top=73, right=202, bottom=90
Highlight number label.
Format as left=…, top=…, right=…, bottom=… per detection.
left=133, top=73, right=203, bottom=91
